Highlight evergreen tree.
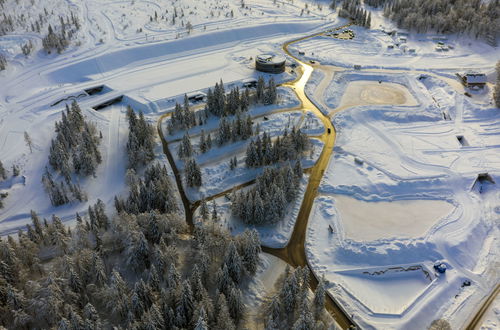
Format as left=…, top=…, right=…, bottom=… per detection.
left=313, top=276, right=326, bottom=320
left=215, top=293, right=235, bottom=330
left=185, top=158, right=202, bottom=187
left=494, top=60, right=500, bottom=107
left=178, top=133, right=194, bottom=159
left=0, top=160, right=6, bottom=180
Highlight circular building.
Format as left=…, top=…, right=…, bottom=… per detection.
left=255, top=54, right=286, bottom=74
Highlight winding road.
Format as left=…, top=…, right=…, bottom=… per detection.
left=157, top=23, right=356, bottom=329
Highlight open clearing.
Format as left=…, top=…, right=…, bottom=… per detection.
left=339, top=80, right=418, bottom=109
left=332, top=194, right=455, bottom=241
left=336, top=266, right=433, bottom=315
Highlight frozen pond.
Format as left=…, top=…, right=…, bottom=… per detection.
left=334, top=195, right=455, bottom=241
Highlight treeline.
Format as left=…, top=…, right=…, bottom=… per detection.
left=245, top=127, right=309, bottom=167
left=42, top=14, right=80, bottom=54
left=48, top=101, right=101, bottom=179
left=206, top=80, right=251, bottom=117
left=381, top=0, right=499, bottom=41
left=0, top=200, right=263, bottom=329
left=263, top=266, right=328, bottom=329
left=231, top=162, right=302, bottom=225
left=215, top=114, right=253, bottom=146
left=115, top=163, right=178, bottom=214
left=44, top=101, right=100, bottom=206
left=168, top=95, right=198, bottom=132
left=337, top=0, right=371, bottom=28
left=126, top=107, right=155, bottom=170
left=0, top=0, right=82, bottom=67
left=167, top=77, right=278, bottom=134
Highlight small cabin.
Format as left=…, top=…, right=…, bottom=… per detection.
left=462, top=73, right=487, bottom=88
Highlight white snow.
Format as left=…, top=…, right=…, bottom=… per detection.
left=0, top=1, right=499, bottom=329
left=479, top=295, right=500, bottom=330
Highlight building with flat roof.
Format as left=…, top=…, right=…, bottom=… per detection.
left=462, top=72, right=487, bottom=88
left=255, top=54, right=286, bottom=74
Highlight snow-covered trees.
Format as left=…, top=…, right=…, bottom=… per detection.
left=185, top=158, right=202, bottom=187
left=48, top=101, right=101, bottom=179
left=255, top=76, right=278, bottom=104
left=115, top=162, right=178, bottom=214
left=0, top=160, right=6, bottom=180
left=261, top=266, right=328, bottom=329
left=168, top=95, right=197, bottom=133
left=0, top=198, right=262, bottom=329
left=216, top=114, right=253, bottom=145
left=429, top=319, right=452, bottom=330
left=44, top=101, right=99, bottom=205
left=199, top=129, right=212, bottom=153
left=42, top=167, right=86, bottom=206
left=0, top=54, right=6, bottom=71
left=126, top=107, right=155, bottom=169
left=338, top=0, right=371, bottom=28
left=494, top=60, right=500, bottom=108
left=205, top=78, right=264, bottom=117
left=231, top=162, right=302, bottom=224
left=178, top=133, right=194, bottom=159
left=313, top=276, right=326, bottom=320
left=40, top=12, right=80, bottom=53
left=245, top=127, right=310, bottom=167
left=382, top=0, right=499, bottom=42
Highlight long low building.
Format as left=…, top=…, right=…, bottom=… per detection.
left=255, top=53, right=286, bottom=73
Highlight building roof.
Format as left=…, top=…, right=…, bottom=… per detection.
left=465, top=73, right=487, bottom=84
left=256, top=53, right=286, bottom=65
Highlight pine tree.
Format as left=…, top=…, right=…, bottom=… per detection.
left=215, top=293, right=235, bottom=330
left=313, top=276, right=326, bottom=320
left=199, top=199, right=209, bottom=219
left=0, top=160, right=6, bottom=180
left=228, top=286, right=245, bottom=322
left=178, top=133, right=194, bottom=159
left=224, top=241, right=243, bottom=283
left=256, top=76, right=266, bottom=103
left=193, top=306, right=208, bottom=330
left=175, top=280, right=194, bottom=328
left=185, top=158, right=202, bottom=187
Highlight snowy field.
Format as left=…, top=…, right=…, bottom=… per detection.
left=306, top=40, right=500, bottom=329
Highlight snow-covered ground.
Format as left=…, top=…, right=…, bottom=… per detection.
left=479, top=295, right=500, bottom=330
left=0, top=0, right=335, bottom=234
left=306, top=42, right=500, bottom=329
left=0, top=1, right=499, bottom=329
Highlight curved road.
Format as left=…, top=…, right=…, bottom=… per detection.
left=157, top=23, right=356, bottom=328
